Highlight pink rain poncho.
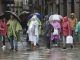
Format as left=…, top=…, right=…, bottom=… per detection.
left=49, top=14, right=62, bottom=40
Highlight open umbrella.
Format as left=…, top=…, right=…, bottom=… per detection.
left=49, top=14, right=62, bottom=21
left=19, top=11, right=31, bottom=20
left=20, top=11, right=30, bottom=15
left=4, top=11, right=20, bottom=22
left=28, top=12, right=43, bottom=20
left=19, top=11, right=31, bottom=28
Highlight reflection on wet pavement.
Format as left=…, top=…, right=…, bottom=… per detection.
left=0, top=47, right=80, bottom=60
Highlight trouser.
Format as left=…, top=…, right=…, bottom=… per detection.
left=9, top=36, right=18, bottom=50
left=62, top=36, right=66, bottom=47
left=2, top=36, right=5, bottom=45
left=46, top=37, right=51, bottom=49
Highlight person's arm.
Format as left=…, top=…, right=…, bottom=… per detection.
left=7, top=20, right=10, bottom=26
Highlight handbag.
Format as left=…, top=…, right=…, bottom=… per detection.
left=66, top=35, right=73, bottom=44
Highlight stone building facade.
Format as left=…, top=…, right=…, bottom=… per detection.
left=0, top=0, right=80, bottom=20
left=47, top=0, right=80, bottom=20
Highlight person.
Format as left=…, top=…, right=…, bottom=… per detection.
left=27, top=15, right=40, bottom=51
left=75, top=21, right=80, bottom=43
left=49, top=14, right=62, bottom=47
left=0, top=15, right=7, bottom=50
left=61, top=16, right=72, bottom=49
left=44, top=20, right=53, bottom=49
left=69, top=13, right=77, bottom=36
left=27, top=15, right=41, bottom=47
left=7, top=15, right=22, bottom=51
left=50, top=20, right=61, bottom=47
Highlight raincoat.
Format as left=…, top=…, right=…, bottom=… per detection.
left=7, top=19, right=22, bottom=39
left=69, top=13, right=77, bottom=30
left=62, top=17, right=71, bottom=36
left=69, top=18, right=77, bottom=30
left=7, top=19, right=16, bottom=37
left=27, top=15, right=41, bottom=35
left=0, top=20, right=7, bottom=36
left=75, top=21, right=80, bottom=33
left=75, top=21, right=80, bottom=40
left=51, top=21, right=61, bottom=40
left=27, top=16, right=39, bottom=46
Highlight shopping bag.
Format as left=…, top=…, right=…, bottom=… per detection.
left=53, top=28, right=59, bottom=35
left=66, top=35, right=73, bottom=44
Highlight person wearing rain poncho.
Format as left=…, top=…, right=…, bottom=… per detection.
left=49, top=14, right=62, bottom=47
left=27, top=15, right=40, bottom=50
left=75, top=21, right=80, bottom=42
left=7, top=15, right=22, bottom=51
left=61, top=16, right=73, bottom=49
left=69, top=13, right=77, bottom=37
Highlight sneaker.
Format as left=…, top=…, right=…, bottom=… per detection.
left=15, top=49, right=18, bottom=51
left=2, top=45, right=6, bottom=51
left=63, top=47, right=66, bottom=49
left=71, top=45, right=73, bottom=49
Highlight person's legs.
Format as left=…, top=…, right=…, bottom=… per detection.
left=3, top=36, right=5, bottom=45
left=2, top=36, right=6, bottom=51
left=46, top=37, right=51, bottom=49
left=63, top=36, right=66, bottom=49
left=9, top=36, right=14, bottom=50
left=14, top=40, right=18, bottom=51
left=36, top=36, right=40, bottom=47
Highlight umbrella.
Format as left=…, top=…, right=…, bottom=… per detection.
left=49, top=14, right=62, bottom=21
left=19, top=11, right=31, bottom=22
left=4, top=11, right=20, bottom=22
left=20, top=11, right=30, bottom=14
left=28, top=12, right=43, bottom=20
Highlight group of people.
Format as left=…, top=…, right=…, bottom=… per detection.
left=44, top=13, right=80, bottom=49
left=0, top=12, right=80, bottom=51
left=0, top=15, right=22, bottom=51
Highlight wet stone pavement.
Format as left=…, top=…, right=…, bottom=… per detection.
left=0, top=46, right=80, bottom=60
left=0, top=32, right=80, bottom=60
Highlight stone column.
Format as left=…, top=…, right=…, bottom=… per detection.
left=0, top=0, right=3, bottom=15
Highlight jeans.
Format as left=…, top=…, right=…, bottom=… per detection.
left=9, top=36, right=18, bottom=49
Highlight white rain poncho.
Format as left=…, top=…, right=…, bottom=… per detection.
left=27, top=15, right=39, bottom=46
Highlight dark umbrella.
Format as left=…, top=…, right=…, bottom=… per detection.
left=19, top=11, right=31, bottom=30
left=20, top=11, right=30, bottom=14
left=19, top=11, right=31, bottom=21
left=4, top=11, right=20, bottom=22
left=28, top=12, right=43, bottom=20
